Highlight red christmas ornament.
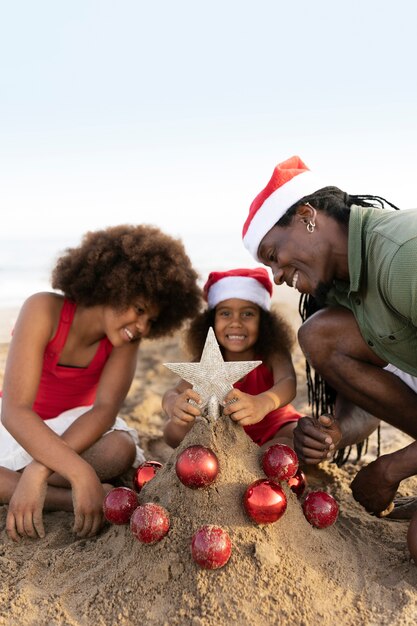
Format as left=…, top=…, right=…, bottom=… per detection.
left=191, top=525, right=232, bottom=570
left=302, top=490, right=339, bottom=528
left=287, top=468, right=307, bottom=498
left=103, top=487, right=138, bottom=525
left=262, top=444, right=299, bottom=482
left=243, top=479, right=287, bottom=524
left=133, top=461, right=162, bottom=492
left=175, top=445, right=219, bottom=489
left=130, top=503, right=170, bottom=544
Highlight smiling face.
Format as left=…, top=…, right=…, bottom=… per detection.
left=214, top=298, right=261, bottom=361
left=257, top=205, right=344, bottom=300
left=104, top=298, right=160, bottom=347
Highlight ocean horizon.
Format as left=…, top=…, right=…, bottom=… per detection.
left=0, top=229, right=259, bottom=309
left=0, top=231, right=299, bottom=343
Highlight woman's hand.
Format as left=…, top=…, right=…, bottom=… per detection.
left=70, top=464, right=107, bottom=537
left=6, top=462, right=50, bottom=541
left=223, top=389, right=272, bottom=426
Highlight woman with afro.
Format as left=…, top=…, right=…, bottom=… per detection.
left=0, top=224, right=201, bottom=541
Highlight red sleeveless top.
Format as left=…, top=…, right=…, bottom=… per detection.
left=32, top=300, right=113, bottom=420
left=234, top=362, right=301, bottom=446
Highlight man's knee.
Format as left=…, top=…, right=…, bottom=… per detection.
left=298, top=309, right=341, bottom=364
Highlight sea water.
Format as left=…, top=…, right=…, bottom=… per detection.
left=0, top=230, right=256, bottom=310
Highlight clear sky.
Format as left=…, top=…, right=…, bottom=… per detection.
left=1, top=0, right=416, bottom=256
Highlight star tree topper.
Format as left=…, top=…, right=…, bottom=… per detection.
left=164, top=327, right=261, bottom=419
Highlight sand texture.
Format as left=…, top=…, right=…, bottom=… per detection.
left=1, top=298, right=417, bottom=625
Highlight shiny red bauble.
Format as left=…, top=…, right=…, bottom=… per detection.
left=302, top=490, right=339, bottom=528
left=130, top=503, right=170, bottom=544
left=133, top=461, right=162, bottom=492
left=103, top=487, right=139, bottom=525
left=175, top=445, right=219, bottom=489
left=191, top=525, right=232, bottom=570
left=243, top=479, right=287, bottom=524
left=287, top=468, right=307, bottom=498
left=262, top=444, right=299, bottom=482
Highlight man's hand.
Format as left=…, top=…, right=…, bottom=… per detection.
left=350, top=456, right=399, bottom=516
left=293, top=414, right=342, bottom=465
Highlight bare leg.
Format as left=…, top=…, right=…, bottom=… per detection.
left=299, top=307, right=417, bottom=519
left=260, top=422, right=297, bottom=454
left=48, top=431, right=136, bottom=488
left=298, top=307, right=417, bottom=439
left=0, top=431, right=136, bottom=509
left=0, top=466, right=73, bottom=511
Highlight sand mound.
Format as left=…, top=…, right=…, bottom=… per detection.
left=2, top=415, right=417, bottom=626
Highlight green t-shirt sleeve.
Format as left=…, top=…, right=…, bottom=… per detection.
left=385, top=240, right=417, bottom=327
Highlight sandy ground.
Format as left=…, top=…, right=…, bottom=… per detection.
left=1, top=293, right=417, bottom=626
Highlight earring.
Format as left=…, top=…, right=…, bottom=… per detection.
left=307, top=220, right=315, bottom=233
left=302, top=202, right=315, bottom=232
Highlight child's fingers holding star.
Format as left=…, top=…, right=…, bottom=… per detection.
left=172, top=389, right=202, bottom=425
left=223, top=389, right=267, bottom=426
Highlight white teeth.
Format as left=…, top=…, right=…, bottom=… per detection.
left=125, top=328, right=134, bottom=340
left=292, top=272, right=299, bottom=289
left=227, top=335, right=245, bottom=340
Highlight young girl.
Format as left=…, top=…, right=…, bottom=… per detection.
left=0, top=224, right=201, bottom=541
left=162, top=267, right=301, bottom=449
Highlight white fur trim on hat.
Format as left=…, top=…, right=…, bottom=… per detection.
left=207, top=276, right=271, bottom=310
left=243, top=171, right=325, bottom=261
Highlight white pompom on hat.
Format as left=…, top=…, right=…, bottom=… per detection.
left=242, top=155, right=325, bottom=260
left=204, top=267, right=273, bottom=311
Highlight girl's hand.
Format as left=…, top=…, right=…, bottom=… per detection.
left=170, top=389, right=202, bottom=426
left=71, top=466, right=108, bottom=537
left=223, top=389, right=273, bottom=426
left=6, top=463, right=49, bottom=541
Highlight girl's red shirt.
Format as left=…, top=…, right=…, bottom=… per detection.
left=32, top=299, right=113, bottom=420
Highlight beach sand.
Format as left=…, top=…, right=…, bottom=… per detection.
left=1, top=291, right=417, bottom=625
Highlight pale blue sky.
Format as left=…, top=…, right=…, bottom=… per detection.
left=1, top=0, right=416, bottom=257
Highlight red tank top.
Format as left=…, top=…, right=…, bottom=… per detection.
left=233, top=362, right=301, bottom=446
left=32, top=299, right=113, bottom=420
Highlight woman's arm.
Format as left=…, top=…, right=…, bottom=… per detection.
left=57, top=342, right=139, bottom=452
left=2, top=295, right=138, bottom=477
left=2, top=294, right=139, bottom=539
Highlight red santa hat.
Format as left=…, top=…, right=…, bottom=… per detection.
left=242, top=155, right=325, bottom=260
left=204, top=267, right=273, bottom=310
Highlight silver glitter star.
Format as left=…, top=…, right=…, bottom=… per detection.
left=164, top=327, right=261, bottom=419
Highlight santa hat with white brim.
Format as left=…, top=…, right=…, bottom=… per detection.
left=204, top=267, right=273, bottom=311
left=242, top=156, right=326, bottom=260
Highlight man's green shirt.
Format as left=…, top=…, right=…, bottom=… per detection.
left=326, top=205, right=417, bottom=375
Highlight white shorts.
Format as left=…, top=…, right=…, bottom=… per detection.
left=384, top=363, right=417, bottom=394
left=0, top=402, right=145, bottom=471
